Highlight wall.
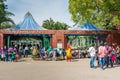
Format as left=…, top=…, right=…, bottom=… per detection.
left=51, top=30, right=66, bottom=49
left=0, top=30, right=120, bottom=49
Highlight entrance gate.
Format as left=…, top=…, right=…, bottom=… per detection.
left=7, top=35, right=51, bottom=50
left=43, top=36, right=50, bottom=50
left=66, top=34, right=107, bottom=49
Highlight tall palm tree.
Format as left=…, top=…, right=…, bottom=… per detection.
left=42, top=18, right=69, bottom=30
left=42, top=18, right=55, bottom=29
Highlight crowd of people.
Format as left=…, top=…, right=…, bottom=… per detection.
left=0, top=43, right=120, bottom=70
left=0, top=45, right=67, bottom=62
left=88, top=43, right=120, bottom=70
left=0, top=43, right=90, bottom=62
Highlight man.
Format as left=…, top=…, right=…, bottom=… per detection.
left=98, top=43, right=107, bottom=70
left=88, top=44, right=96, bottom=68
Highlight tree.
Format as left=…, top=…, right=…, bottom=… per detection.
left=0, top=0, right=14, bottom=29
left=69, top=0, right=120, bottom=30
left=42, top=18, right=69, bottom=30
left=42, top=18, right=55, bottom=30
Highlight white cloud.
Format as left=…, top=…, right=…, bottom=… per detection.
left=6, top=0, right=74, bottom=26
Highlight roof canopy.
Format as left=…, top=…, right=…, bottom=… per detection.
left=69, top=23, right=102, bottom=30
left=8, top=12, right=46, bottom=30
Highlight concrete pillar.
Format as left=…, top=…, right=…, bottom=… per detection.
left=51, top=34, right=57, bottom=48
left=0, top=33, right=4, bottom=48
left=51, top=30, right=66, bottom=49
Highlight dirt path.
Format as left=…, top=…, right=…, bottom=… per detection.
left=0, top=58, right=119, bottom=80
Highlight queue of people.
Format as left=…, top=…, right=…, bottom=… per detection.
left=0, top=44, right=90, bottom=62
left=0, top=45, right=67, bottom=62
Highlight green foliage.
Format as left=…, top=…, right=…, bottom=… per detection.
left=42, top=18, right=69, bottom=30
left=0, top=0, right=14, bottom=29
left=42, top=18, right=55, bottom=30
left=69, top=0, right=120, bottom=30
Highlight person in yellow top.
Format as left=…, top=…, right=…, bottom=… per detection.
left=32, top=47, right=39, bottom=60
left=66, top=45, right=72, bottom=62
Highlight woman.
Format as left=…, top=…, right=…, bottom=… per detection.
left=32, top=47, right=38, bottom=60
left=1, top=46, right=6, bottom=61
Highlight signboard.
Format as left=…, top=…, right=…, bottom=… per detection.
left=57, top=42, right=62, bottom=48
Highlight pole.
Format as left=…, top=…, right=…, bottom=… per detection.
left=7, top=36, right=10, bottom=48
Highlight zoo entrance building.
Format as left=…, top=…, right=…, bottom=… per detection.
left=0, top=12, right=120, bottom=50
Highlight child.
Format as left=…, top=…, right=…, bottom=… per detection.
left=12, top=51, right=16, bottom=62
left=0, top=53, right=1, bottom=61
left=5, top=51, right=9, bottom=62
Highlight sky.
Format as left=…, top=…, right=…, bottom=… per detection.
left=6, top=0, right=74, bottom=26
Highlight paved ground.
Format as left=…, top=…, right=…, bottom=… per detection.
left=0, top=58, right=120, bottom=80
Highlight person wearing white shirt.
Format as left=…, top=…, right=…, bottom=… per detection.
left=88, top=44, right=96, bottom=68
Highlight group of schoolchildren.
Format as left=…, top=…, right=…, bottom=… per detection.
left=88, top=43, right=120, bottom=70
left=0, top=46, right=19, bottom=62
left=0, top=45, right=67, bottom=62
